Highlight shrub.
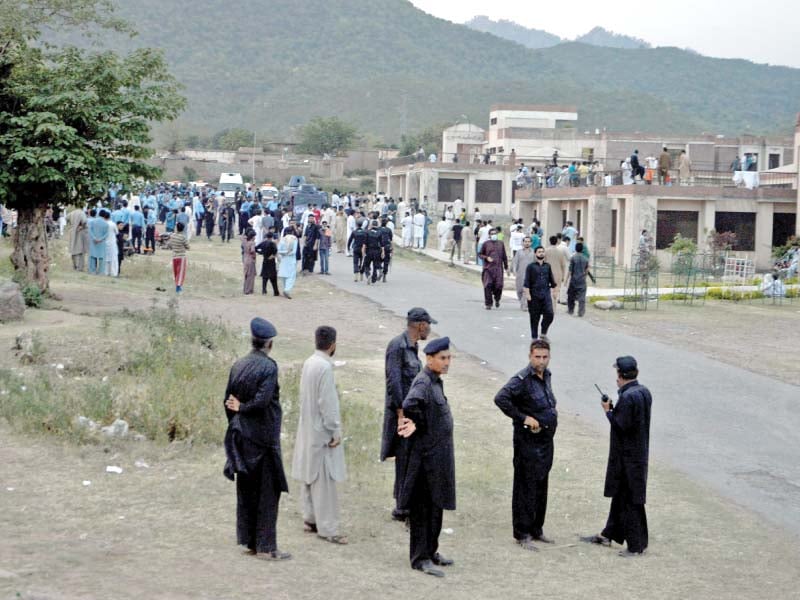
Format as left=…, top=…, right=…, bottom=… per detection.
left=21, top=283, right=43, bottom=308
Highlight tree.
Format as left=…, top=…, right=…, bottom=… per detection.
left=211, top=128, right=254, bottom=151
left=296, top=116, right=358, bottom=156
left=399, top=123, right=445, bottom=157
left=0, top=1, right=185, bottom=292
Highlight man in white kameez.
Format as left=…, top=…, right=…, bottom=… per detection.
left=291, top=326, right=348, bottom=545
left=437, top=216, right=450, bottom=252
left=401, top=211, right=413, bottom=248
left=413, top=211, right=425, bottom=249
left=346, top=210, right=356, bottom=256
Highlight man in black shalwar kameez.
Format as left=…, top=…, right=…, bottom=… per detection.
left=494, top=339, right=558, bottom=551
left=255, top=233, right=279, bottom=296
left=223, top=317, right=291, bottom=560
left=397, top=337, right=456, bottom=578
left=582, top=355, right=652, bottom=558
left=479, top=228, right=508, bottom=309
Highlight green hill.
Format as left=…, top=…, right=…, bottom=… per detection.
left=59, top=0, right=800, bottom=144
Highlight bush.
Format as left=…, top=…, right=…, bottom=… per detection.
left=21, top=283, right=43, bottom=308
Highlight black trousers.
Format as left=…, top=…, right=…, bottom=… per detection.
left=567, top=285, right=587, bottom=316
left=301, top=246, right=317, bottom=272
left=362, top=250, right=381, bottom=282
left=144, top=225, right=156, bottom=253
left=195, top=217, right=203, bottom=237
left=484, top=281, right=503, bottom=306
left=238, top=212, right=249, bottom=234
left=262, top=273, right=279, bottom=296
left=528, top=296, right=554, bottom=338
left=512, top=452, right=548, bottom=540
left=352, top=250, right=363, bottom=274
left=205, top=219, right=214, bottom=239
left=601, top=478, right=648, bottom=553
left=409, top=474, right=442, bottom=568
left=236, top=458, right=281, bottom=553
left=131, top=225, right=142, bottom=253
left=382, top=252, right=391, bottom=279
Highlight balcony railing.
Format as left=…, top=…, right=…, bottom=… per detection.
left=514, top=168, right=795, bottom=192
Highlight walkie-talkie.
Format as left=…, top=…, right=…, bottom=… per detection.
left=595, top=384, right=612, bottom=409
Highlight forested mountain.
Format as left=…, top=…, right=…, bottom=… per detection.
left=464, top=16, right=561, bottom=49
left=574, top=26, right=650, bottom=49
left=57, top=0, right=800, bottom=144
left=464, top=18, right=651, bottom=50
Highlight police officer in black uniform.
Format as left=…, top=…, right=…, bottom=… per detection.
left=381, top=307, right=437, bottom=521
left=347, top=224, right=367, bottom=282
left=223, top=317, right=291, bottom=561
left=397, top=337, right=456, bottom=578
left=362, top=220, right=384, bottom=285
left=494, top=338, right=558, bottom=551
left=379, top=217, right=393, bottom=283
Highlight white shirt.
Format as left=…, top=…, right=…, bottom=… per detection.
left=510, top=230, right=525, bottom=252
left=453, top=198, right=463, bottom=216
left=478, top=225, right=491, bottom=244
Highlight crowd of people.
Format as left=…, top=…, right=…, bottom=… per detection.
left=224, top=311, right=653, bottom=575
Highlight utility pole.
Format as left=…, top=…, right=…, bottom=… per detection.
left=252, top=130, right=257, bottom=185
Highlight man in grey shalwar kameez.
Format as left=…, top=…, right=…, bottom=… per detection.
left=511, top=236, right=536, bottom=310
left=68, top=206, right=88, bottom=271
left=291, top=326, right=348, bottom=544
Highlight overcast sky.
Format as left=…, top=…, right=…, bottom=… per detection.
left=409, top=0, right=800, bottom=69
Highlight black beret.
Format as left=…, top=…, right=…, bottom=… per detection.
left=424, top=336, right=450, bottom=355
left=251, top=317, right=277, bottom=339
left=613, top=356, right=638, bottom=372
left=407, top=307, right=437, bottom=324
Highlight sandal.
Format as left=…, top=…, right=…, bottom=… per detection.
left=303, top=521, right=318, bottom=533
left=318, top=534, right=348, bottom=545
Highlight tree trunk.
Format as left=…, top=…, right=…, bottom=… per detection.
left=11, top=203, right=50, bottom=293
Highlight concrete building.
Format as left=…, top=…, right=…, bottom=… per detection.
left=516, top=184, right=796, bottom=271
left=375, top=159, right=515, bottom=216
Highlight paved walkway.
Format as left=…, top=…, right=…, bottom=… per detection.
left=323, top=250, right=800, bottom=537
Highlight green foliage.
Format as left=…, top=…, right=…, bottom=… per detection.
left=296, top=116, right=358, bottom=156
left=668, top=233, right=697, bottom=255
left=772, top=236, right=798, bottom=259
left=706, top=288, right=765, bottom=301
left=41, top=0, right=800, bottom=142
left=21, top=282, right=43, bottom=307
left=211, top=128, right=253, bottom=151
left=182, top=165, right=199, bottom=182
left=0, top=45, right=185, bottom=208
left=399, top=123, right=446, bottom=156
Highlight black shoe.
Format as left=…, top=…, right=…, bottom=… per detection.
left=485, top=305, right=491, bottom=310
left=580, top=534, right=611, bottom=546
left=495, top=300, right=500, bottom=308
left=391, top=509, right=409, bottom=522
left=618, top=549, right=645, bottom=558
left=256, top=550, right=292, bottom=561
left=413, top=560, right=444, bottom=577
left=432, top=553, right=454, bottom=566
left=534, top=534, right=555, bottom=544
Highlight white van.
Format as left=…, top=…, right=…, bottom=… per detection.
left=218, top=173, right=244, bottom=199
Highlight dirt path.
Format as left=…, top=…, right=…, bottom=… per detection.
left=1, top=239, right=799, bottom=599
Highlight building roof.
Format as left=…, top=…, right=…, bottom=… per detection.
left=490, top=103, right=578, bottom=114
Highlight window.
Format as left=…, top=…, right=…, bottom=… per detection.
left=772, top=213, right=796, bottom=247
left=769, top=153, right=780, bottom=169
left=498, top=147, right=504, bottom=154
left=611, top=209, right=618, bottom=247
left=490, top=117, right=497, bottom=125
left=437, top=178, right=465, bottom=204
left=475, top=180, right=502, bottom=204
left=714, top=212, right=756, bottom=251
left=656, top=211, right=698, bottom=249
left=581, top=147, right=595, bottom=161
left=576, top=209, right=582, bottom=234
left=561, top=210, right=568, bottom=228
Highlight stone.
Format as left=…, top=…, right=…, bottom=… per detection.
left=0, top=282, right=25, bottom=322
left=101, top=419, right=130, bottom=438
left=14, top=331, right=35, bottom=364
left=74, top=416, right=99, bottom=432
left=593, top=300, right=624, bottom=310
